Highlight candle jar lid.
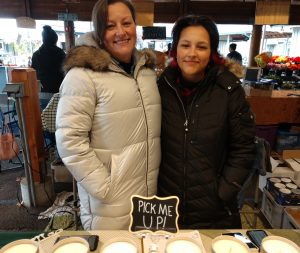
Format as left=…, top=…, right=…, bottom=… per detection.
left=281, top=177, right=292, bottom=183
left=50, top=236, right=90, bottom=253
left=165, top=237, right=203, bottom=253
left=269, top=178, right=281, bottom=183
left=101, top=238, right=137, bottom=253
left=0, top=239, right=38, bottom=253
left=274, top=183, right=286, bottom=189
left=261, top=236, right=300, bottom=253
left=211, top=235, right=250, bottom=253
left=286, top=183, right=298, bottom=189
left=279, top=188, right=292, bottom=194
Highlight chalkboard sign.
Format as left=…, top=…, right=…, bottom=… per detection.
left=142, top=26, right=166, bottom=40
left=129, top=195, right=179, bottom=234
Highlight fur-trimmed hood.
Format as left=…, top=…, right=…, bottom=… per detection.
left=223, top=58, right=244, bottom=78
left=63, top=32, right=156, bottom=73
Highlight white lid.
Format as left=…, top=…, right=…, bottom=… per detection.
left=286, top=183, right=298, bottom=189
left=261, top=236, right=300, bottom=253
left=50, top=237, right=89, bottom=253
left=165, top=238, right=202, bottom=253
left=101, top=238, right=137, bottom=253
left=0, top=239, right=38, bottom=253
left=279, top=188, right=292, bottom=194
left=269, top=178, right=281, bottom=183
left=281, top=177, right=292, bottom=183
left=274, top=183, right=286, bottom=189
left=211, top=235, right=250, bottom=253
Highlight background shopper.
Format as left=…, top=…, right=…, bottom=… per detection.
left=31, top=25, right=65, bottom=109
left=227, top=43, right=243, bottom=64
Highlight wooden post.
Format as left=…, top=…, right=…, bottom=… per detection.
left=248, top=25, right=263, bottom=67
left=11, top=68, right=45, bottom=182
left=132, top=1, right=154, bottom=26
left=64, top=20, right=75, bottom=52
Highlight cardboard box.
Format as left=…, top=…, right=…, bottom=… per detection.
left=282, top=207, right=300, bottom=229
left=259, top=151, right=300, bottom=193
left=261, top=188, right=295, bottom=228
left=274, top=150, right=300, bottom=186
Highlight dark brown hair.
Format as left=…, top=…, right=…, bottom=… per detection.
left=91, top=0, right=136, bottom=48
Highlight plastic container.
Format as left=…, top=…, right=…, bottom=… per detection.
left=261, top=188, right=295, bottom=228
left=276, top=130, right=300, bottom=154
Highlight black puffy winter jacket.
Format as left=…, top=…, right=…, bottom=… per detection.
left=157, top=64, right=256, bottom=229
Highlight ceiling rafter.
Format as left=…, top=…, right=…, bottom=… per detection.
left=0, top=0, right=299, bottom=24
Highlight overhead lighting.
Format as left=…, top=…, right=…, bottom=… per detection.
left=16, top=17, right=36, bottom=29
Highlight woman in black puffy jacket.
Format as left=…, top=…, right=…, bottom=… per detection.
left=158, top=15, right=256, bottom=229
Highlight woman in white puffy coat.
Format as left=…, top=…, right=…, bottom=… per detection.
left=55, top=0, right=161, bottom=230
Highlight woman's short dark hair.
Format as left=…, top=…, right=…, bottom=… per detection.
left=171, top=15, right=220, bottom=59
left=92, top=0, right=136, bottom=47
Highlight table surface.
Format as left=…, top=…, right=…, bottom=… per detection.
left=1, top=229, right=300, bottom=253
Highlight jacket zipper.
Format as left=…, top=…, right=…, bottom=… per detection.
left=164, top=77, right=187, bottom=223
left=112, top=65, right=150, bottom=196
left=136, top=84, right=149, bottom=196
left=164, top=76, right=199, bottom=223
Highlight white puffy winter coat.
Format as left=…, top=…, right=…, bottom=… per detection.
left=55, top=32, right=161, bottom=230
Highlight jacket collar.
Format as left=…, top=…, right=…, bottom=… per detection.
left=63, top=32, right=156, bottom=74
left=160, top=58, right=244, bottom=87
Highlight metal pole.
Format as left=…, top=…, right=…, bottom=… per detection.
left=13, top=97, right=32, bottom=206
left=72, top=177, right=78, bottom=230
left=16, top=97, right=36, bottom=207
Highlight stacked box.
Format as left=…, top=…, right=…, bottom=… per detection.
left=261, top=188, right=294, bottom=228
left=282, top=207, right=300, bottom=229
left=266, top=177, right=300, bottom=205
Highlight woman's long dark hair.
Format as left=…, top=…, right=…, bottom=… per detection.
left=170, top=15, right=224, bottom=66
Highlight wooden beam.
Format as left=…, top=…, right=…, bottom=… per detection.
left=132, top=1, right=154, bottom=26
left=0, top=0, right=299, bottom=25
left=179, top=0, right=189, bottom=17
left=155, top=1, right=256, bottom=24
left=24, top=0, right=32, bottom=17
left=255, top=0, right=291, bottom=25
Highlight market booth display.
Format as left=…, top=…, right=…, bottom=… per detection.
left=1, top=229, right=300, bottom=253
left=246, top=54, right=300, bottom=154
left=1, top=195, right=300, bottom=253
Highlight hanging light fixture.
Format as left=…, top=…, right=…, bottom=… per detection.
left=16, top=0, right=36, bottom=29
left=16, top=16, right=36, bottom=29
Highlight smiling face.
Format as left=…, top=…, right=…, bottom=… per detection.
left=176, top=25, right=211, bottom=82
left=103, top=2, right=136, bottom=63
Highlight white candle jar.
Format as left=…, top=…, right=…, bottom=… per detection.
left=165, top=237, right=203, bottom=253
left=261, top=235, right=300, bottom=253
left=50, top=237, right=90, bottom=253
left=211, top=235, right=250, bottom=253
left=0, top=239, right=38, bottom=253
left=101, top=238, right=137, bottom=253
